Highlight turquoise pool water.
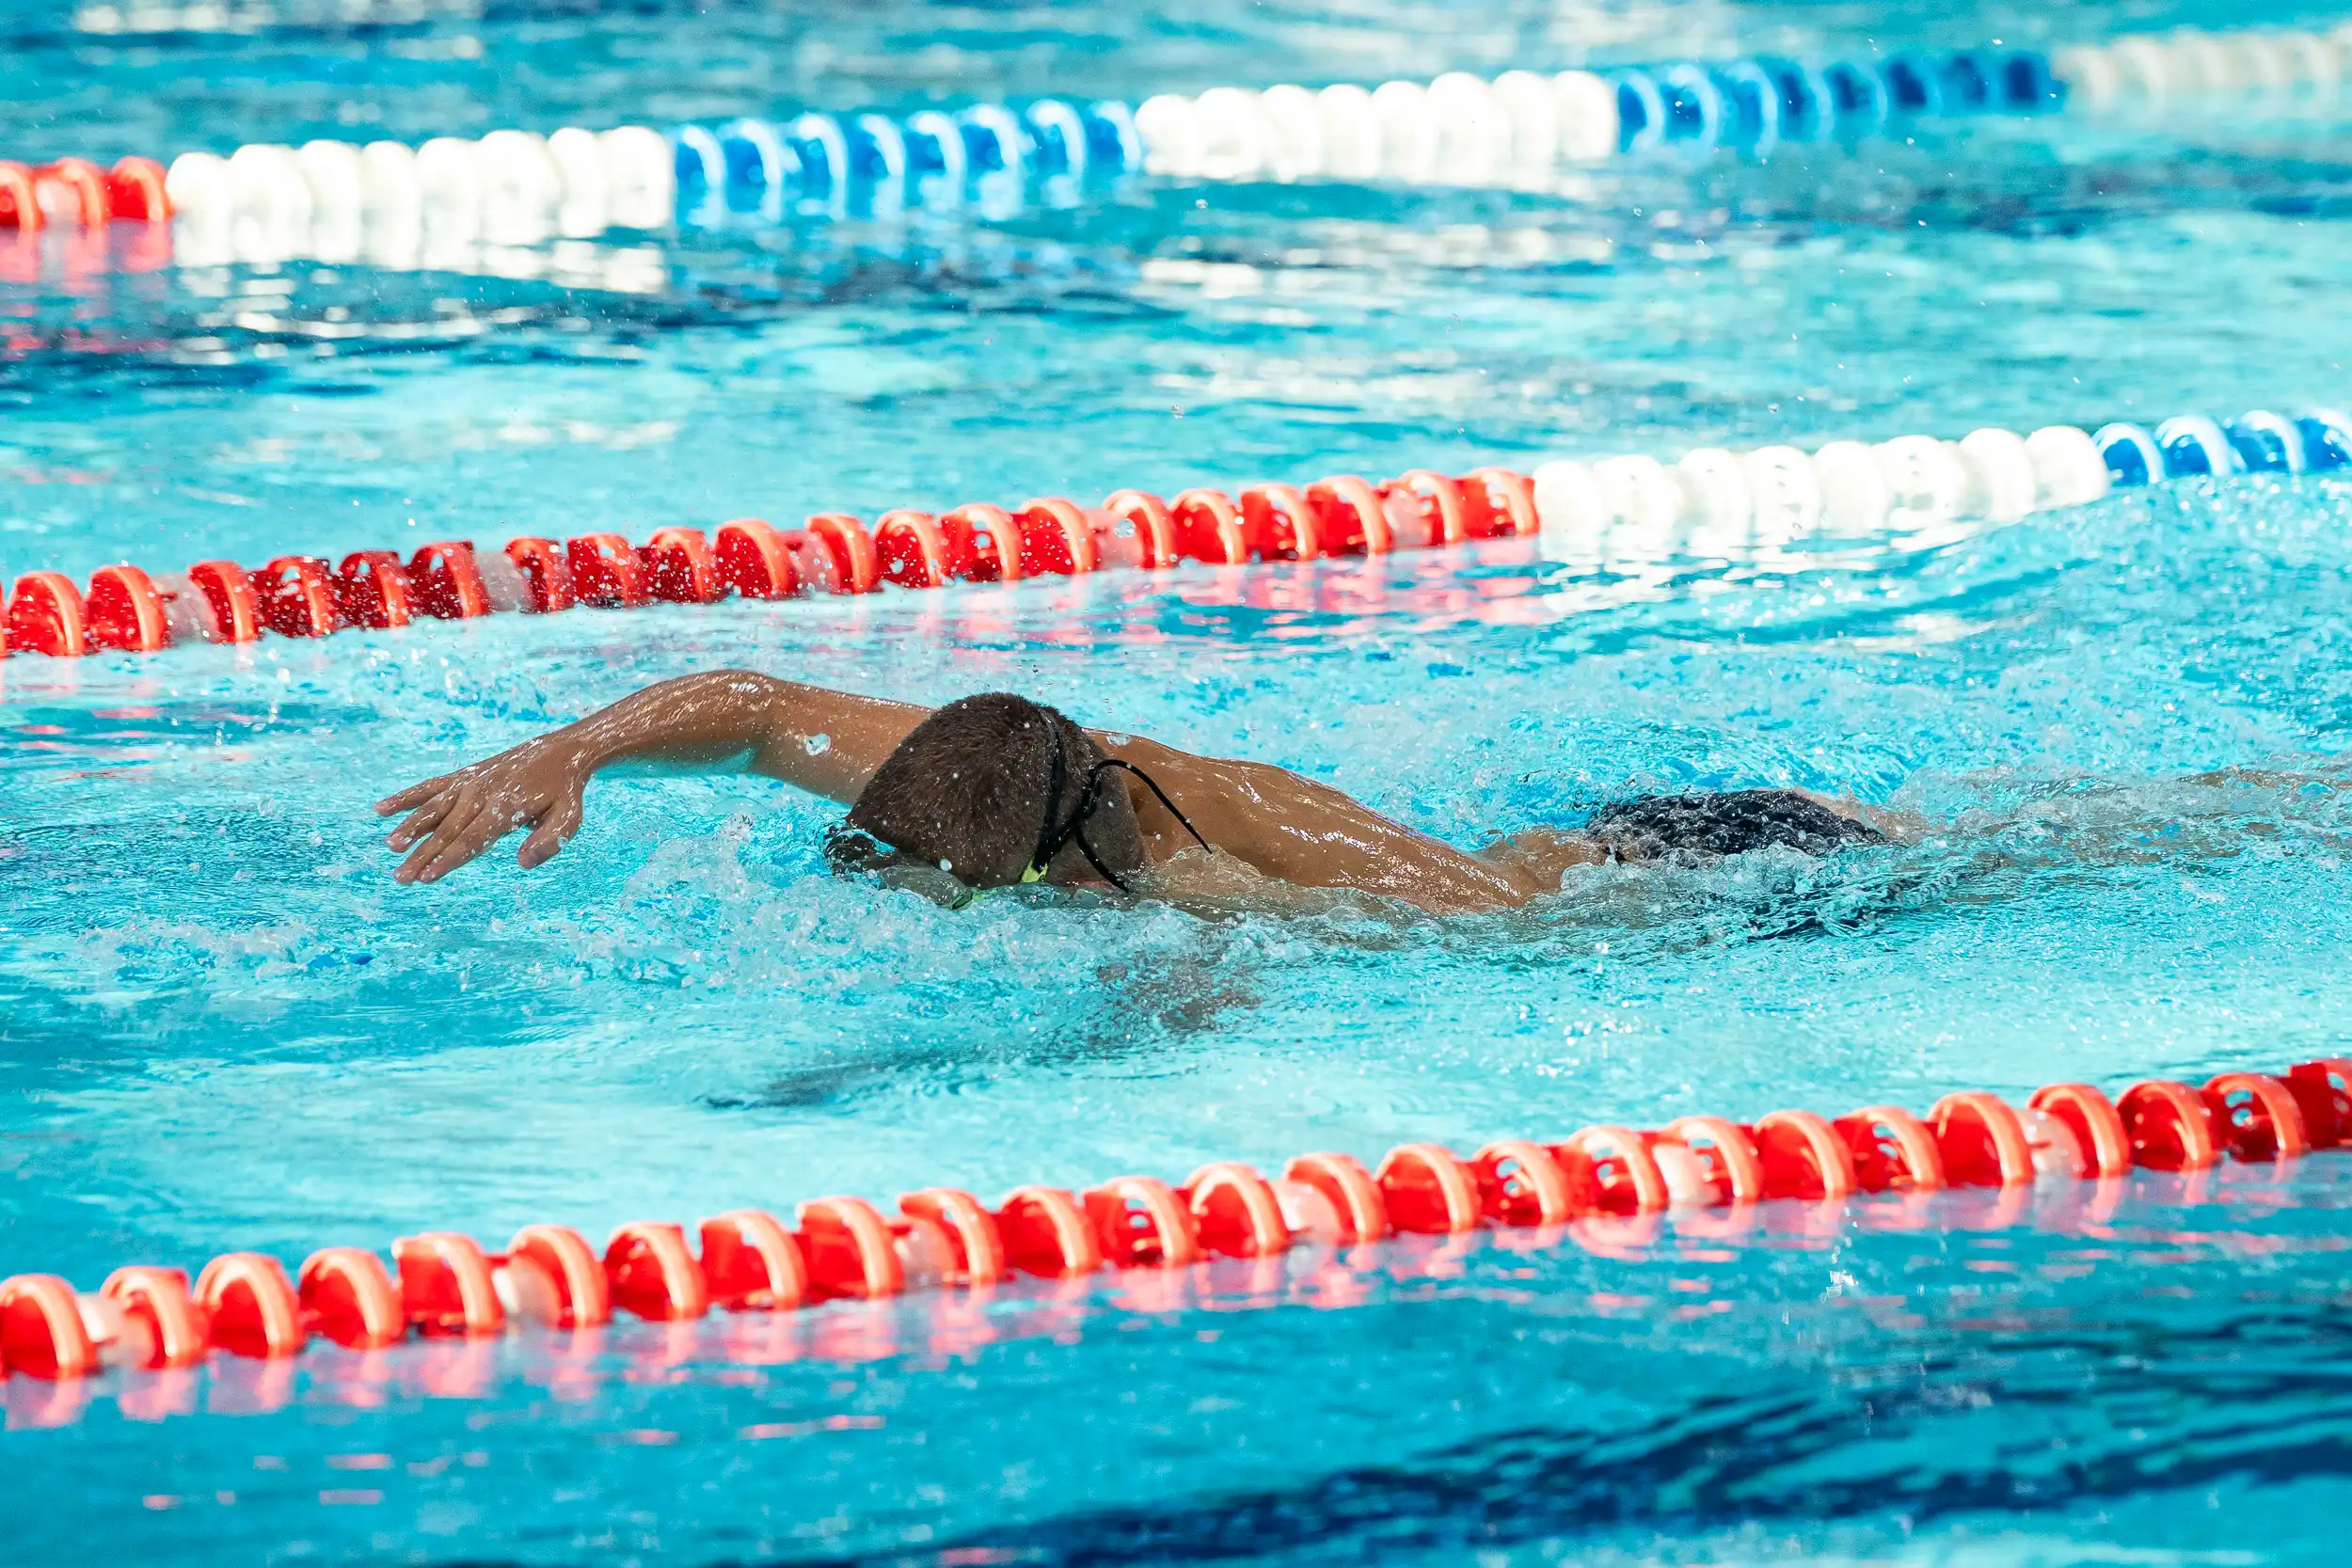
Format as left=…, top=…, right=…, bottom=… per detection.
left=6, top=0, right=2352, bottom=1561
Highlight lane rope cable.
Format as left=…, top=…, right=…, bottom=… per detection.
left=1, top=403, right=2341, bottom=659
left=1, top=1059, right=2342, bottom=1416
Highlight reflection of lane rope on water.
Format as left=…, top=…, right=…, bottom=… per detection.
left=1, top=403, right=2344, bottom=662
left=0, top=1060, right=2343, bottom=1427
left=3, top=24, right=2346, bottom=270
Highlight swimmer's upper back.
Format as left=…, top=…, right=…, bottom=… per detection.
left=1095, top=734, right=1536, bottom=912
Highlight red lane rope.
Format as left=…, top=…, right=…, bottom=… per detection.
left=0, top=155, right=169, bottom=230
left=3, top=1060, right=2344, bottom=1393
left=0, top=468, right=1541, bottom=660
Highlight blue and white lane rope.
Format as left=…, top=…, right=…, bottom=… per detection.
left=667, top=101, right=1140, bottom=224
left=1531, top=408, right=2352, bottom=561
left=2054, top=24, right=2352, bottom=111
left=162, top=128, right=676, bottom=268
left=151, top=24, right=2352, bottom=264
left=70, top=0, right=478, bottom=29
left=670, top=46, right=2056, bottom=208
left=163, top=47, right=2039, bottom=261
left=1131, top=51, right=2058, bottom=182
left=150, top=45, right=2058, bottom=256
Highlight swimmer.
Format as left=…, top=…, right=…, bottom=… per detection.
left=374, top=672, right=1890, bottom=913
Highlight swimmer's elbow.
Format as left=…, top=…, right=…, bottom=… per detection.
left=690, top=670, right=803, bottom=724
left=691, top=669, right=787, bottom=700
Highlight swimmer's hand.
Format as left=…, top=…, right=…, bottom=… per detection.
left=375, top=738, right=588, bottom=884
left=371, top=670, right=934, bottom=885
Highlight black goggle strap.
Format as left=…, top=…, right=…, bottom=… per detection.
left=1023, top=743, right=1070, bottom=885
left=1025, top=754, right=1212, bottom=893
left=1087, top=758, right=1213, bottom=856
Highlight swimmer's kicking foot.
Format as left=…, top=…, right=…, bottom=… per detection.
left=373, top=672, right=1888, bottom=914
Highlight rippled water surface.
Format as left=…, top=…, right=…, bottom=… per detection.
left=5, top=0, right=2352, bottom=1561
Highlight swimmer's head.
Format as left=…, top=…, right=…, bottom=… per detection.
left=826, top=693, right=1148, bottom=895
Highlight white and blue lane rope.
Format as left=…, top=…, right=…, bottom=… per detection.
left=1531, top=408, right=2352, bottom=561
left=673, top=46, right=2058, bottom=211
left=2087, top=411, right=2352, bottom=485
left=1126, top=48, right=2060, bottom=184
left=151, top=23, right=2352, bottom=262
left=2054, top=24, right=2352, bottom=111
left=663, top=100, right=1139, bottom=226
left=150, top=43, right=2073, bottom=255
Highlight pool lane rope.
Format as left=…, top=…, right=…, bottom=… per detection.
left=71, top=0, right=476, bottom=31
left=13, top=23, right=2344, bottom=264
left=2053, top=24, right=2352, bottom=112
left=2, top=404, right=2343, bottom=661
left=1, top=1061, right=2344, bottom=1401
left=1128, top=48, right=2058, bottom=184
left=1126, top=22, right=2352, bottom=184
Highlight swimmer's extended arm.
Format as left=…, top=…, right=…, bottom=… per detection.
left=374, top=672, right=929, bottom=883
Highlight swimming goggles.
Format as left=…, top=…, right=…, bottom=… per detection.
left=1024, top=744, right=1211, bottom=892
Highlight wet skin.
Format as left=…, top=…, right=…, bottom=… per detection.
left=374, top=671, right=1613, bottom=913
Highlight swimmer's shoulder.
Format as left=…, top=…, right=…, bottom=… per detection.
left=1088, top=728, right=1365, bottom=880
left=1090, top=729, right=1289, bottom=804
left=1091, top=728, right=1525, bottom=911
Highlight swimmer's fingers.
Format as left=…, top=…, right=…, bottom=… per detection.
left=430, top=794, right=548, bottom=884
left=386, top=790, right=460, bottom=852
left=376, top=771, right=458, bottom=817
left=516, top=789, right=584, bottom=870
left=393, top=792, right=481, bottom=883
left=395, top=789, right=516, bottom=885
